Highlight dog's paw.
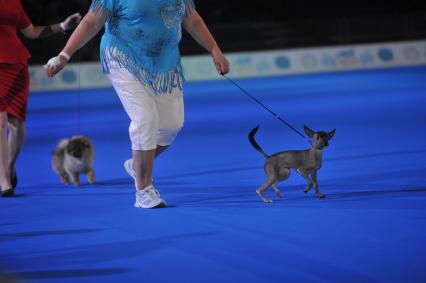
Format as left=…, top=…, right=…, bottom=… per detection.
left=276, top=191, right=283, bottom=198
left=87, top=171, right=95, bottom=184
left=256, top=190, right=273, bottom=203
left=317, top=194, right=326, bottom=199
left=260, top=197, right=273, bottom=203
left=60, top=176, right=69, bottom=185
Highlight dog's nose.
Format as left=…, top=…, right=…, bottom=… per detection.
left=73, top=152, right=82, bottom=158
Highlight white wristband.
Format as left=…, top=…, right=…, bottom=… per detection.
left=59, top=51, right=71, bottom=61
left=60, top=22, right=66, bottom=32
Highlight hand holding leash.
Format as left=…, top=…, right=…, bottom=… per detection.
left=211, top=47, right=229, bottom=75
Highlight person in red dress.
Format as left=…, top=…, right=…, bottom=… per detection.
left=0, top=0, right=81, bottom=197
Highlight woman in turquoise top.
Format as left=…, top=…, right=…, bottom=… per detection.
left=46, top=0, right=229, bottom=208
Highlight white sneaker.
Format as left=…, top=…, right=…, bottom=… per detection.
left=135, top=185, right=166, bottom=209
left=124, top=159, right=137, bottom=188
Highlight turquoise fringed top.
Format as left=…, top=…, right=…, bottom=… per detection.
left=90, top=0, right=195, bottom=94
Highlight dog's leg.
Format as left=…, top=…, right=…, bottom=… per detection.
left=71, top=174, right=80, bottom=186
left=87, top=170, right=95, bottom=184
left=273, top=167, right=290, bottom=198
left=311, top=171, right=325, bottom=198
left=64, top=166, right=80, bottom=187
left=271, top=183, right=283, bottom=198
left=66, top=170, right=80, bottom=187
left=256, top=178, right=275, bottom=203
left=257, top=163, right=277, bottom=203
left=59, top=173, right=69, bottom=185
left=297, top=168, right=313, bottom=194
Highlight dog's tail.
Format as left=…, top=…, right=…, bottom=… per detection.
left=248, top=126, right=269, bottom=158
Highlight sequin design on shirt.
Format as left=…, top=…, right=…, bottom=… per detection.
left=160, top=0, right=185, bottom=30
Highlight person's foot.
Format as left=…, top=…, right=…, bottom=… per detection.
left=135, top=185, right=166, bottom=208
left=1, top=188, right=15, bottom=197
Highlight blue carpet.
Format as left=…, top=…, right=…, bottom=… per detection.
left=1, top=66, right=426, bottom=283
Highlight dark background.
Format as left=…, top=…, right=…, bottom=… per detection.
left=20, top=0, right=426, bottom=64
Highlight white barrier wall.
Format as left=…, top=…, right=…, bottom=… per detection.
left=29, top=40, right=426, bottom=92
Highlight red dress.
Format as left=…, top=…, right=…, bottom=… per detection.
left=0, top=0, right=32, bottom=121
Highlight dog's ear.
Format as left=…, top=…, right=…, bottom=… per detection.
left=327, top=129, right=336, bottom=140
left=304, top=125, right=315, bottom=138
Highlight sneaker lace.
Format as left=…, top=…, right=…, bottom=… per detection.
left=147, top=188, right=158, bottom=200
left=152, top=188, right=161, bottom=197
left=149, top=186, right=160, bottom=198
left=142, top=186, right=160, bottom=199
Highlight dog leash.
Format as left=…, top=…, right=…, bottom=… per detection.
left=222, top=74, right=311, bottom=145
left=77, top=51, right=81, bottom=134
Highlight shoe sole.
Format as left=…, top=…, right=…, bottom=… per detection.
left=134, top=200, right=166, bottom=209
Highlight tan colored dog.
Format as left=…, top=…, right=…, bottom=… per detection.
left=51, top=136, right=95, bottom=186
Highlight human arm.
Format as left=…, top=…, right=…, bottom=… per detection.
left=45, top=11, right=108, bottom=77
left=20, top=13, right=82, bottom=39
left=182, top=10, right=229, bottom=75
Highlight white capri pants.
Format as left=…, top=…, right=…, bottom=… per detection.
left=107, top=63, right=184, bottom=151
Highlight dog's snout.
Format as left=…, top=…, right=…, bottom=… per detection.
left=73, top=151, right=82, bottom=158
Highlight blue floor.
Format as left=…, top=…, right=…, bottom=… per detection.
left=1, top=66, right=426, bottom=283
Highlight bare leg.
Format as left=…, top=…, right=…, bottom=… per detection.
left=297, top=168, right=313, bottom=194
left=271, top=183, right=283, bottom=198
left=7, top=115, right=26, bottom=185
left=311, top=171, right=325, bottom=198
left=133, top=149, right=155, bottom=190
left=256, top=178, right=276, bottom=203
left=272, top=168, right=290, bottom=198
left=0, top=112, right=12, bottom=193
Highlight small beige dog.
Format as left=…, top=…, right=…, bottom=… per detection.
left=51, top=136, right=95, bottom=186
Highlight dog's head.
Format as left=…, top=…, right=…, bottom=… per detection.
left=304, top=126, right=335, bottom=150
left=66, top=136, right=92, bottom=159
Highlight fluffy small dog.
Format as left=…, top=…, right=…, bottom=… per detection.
left=249, top=125, right=335, bottom=203
left=52, top=135, right=95, bottom=186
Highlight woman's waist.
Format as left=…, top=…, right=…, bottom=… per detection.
left=101, top=37, right=180, bottom=60
left=0, top=36, right=30, bottom=64
left=101, top=45, right=182, bottom=71
left=0, top=25, right=22, bottom=39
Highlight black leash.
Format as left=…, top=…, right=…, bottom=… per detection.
left=222, top=74, right=311, bottom=144
left=77, top=50, right=81, bottom=134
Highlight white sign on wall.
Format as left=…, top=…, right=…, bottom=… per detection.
left=29, top=39, right=426, bottom=92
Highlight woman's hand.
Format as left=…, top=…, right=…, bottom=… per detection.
left=62, top=13, right=82, bottom=31
left=45, top=54, right=69, bottom=77
left=211, top=47, right=229, bottom=75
